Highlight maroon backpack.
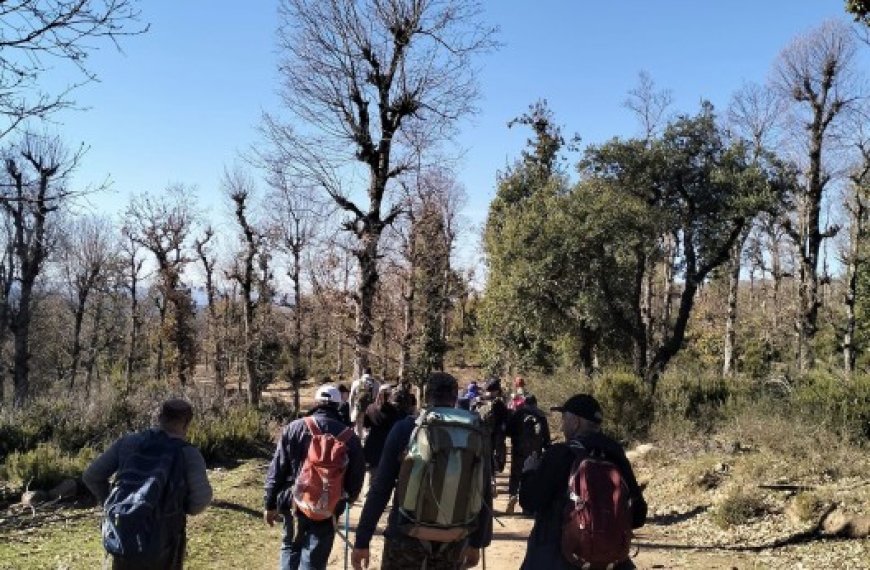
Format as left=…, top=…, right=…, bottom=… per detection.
left=561, top=443, right=633, bottom=569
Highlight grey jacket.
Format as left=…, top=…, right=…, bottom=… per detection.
left=83, top=428, right=213, bottom=515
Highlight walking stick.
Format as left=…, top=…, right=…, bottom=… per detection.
left=482, top=547, right=486, bottom=570
left=344, top=500, right=350, bottom=570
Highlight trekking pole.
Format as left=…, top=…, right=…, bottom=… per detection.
left=481, top=547, right=486, bottom=570
left=344, top=501, right=350, bottom=570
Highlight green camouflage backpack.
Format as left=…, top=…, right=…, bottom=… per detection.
left=396, top=407, right=489, bottom=542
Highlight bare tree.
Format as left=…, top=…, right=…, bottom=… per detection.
left=722, top=81, right=783, bottom=377
left=0, top=1, right=146, bottom=140
left=124, top=187, right=197, bottom=386
left=60, top=215, right=115, bottom=389
left=843, top=115, right=870, bottom=376
left=119, top=224, right=146, bottom=391
left=193, top=226, right=226, bottom=392
left=224, top=168, right=269, bottom=406
left=0, top=134, right=85, bottom=406
left=268, top=0, right=495, bottom=376
left=624, top=70, right=673, bottom=143
left=623, top=73, right=673, bottom=367
left=773, top=20, right=864, bottom=371
left=267, top=166, right=321, bottom=413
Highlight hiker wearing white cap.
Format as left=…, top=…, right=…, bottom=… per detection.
left=264, top=384, right=365, bottom=570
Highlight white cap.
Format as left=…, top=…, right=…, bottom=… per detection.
left=314, top=384, right=341, bottom=404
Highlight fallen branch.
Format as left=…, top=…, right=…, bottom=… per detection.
left=758, top=483, right=816, bottom=492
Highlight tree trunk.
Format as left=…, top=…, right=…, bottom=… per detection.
left=399, top=273, right=415, bottom=380
left=646, top=279, right=700, bottom=392
left=770, top=228, right=783, bottom=329
left=354, top=232, right=380, bottom=377
left=660, top=233, right=678, bottom=342
left=723, top=227, right=751, bottom=378
left=843, top=195, right=865, bottom=377
left=68, top=298, right=87, bottom=389
left=290, top=246, right=303, bottom=415
left=11, top=280, right=33, bottom=407
left=631, top=247, right=649, bottom=378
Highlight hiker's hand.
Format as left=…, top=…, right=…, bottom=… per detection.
left=263, top=509, right=280, bottom=526
left=461, top=546, right=481, bottom=568
left=351, top=547, right=369, bottom=569
left=523, top=451, right=541, bottom=473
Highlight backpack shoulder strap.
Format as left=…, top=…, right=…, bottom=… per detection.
left=304, top=415, right=322, bottom=437
left=336, top=427, right=353, bottom=444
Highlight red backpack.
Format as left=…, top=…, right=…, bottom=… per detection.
left=292, top=416, right=353, bottom=521
left=561, top=443, right=633, bottom=569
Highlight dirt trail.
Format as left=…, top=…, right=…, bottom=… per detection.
left=324, top=459, right=761, bottom=570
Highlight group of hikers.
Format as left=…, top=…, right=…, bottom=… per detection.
left=81, top=370, right=648, bottom=570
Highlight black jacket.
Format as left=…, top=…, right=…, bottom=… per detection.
left=506, top=405, right=552, bottom=456
left=362, top=402, right=406, bottom=468
left=518, top=431, right=647, bottom=569
left=263, top=405, right=365, bottom=514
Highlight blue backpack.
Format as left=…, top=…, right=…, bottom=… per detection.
left=101, top=430, right=188, bottom=565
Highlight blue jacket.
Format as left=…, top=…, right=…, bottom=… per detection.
left=263, top=405, right=365, bottom=513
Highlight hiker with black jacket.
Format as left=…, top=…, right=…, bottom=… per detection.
left=505, top=394, right=551, bottom=514
left=351, top=372, right=493, bottom=570
left=363, top=385, right=407, bottom=476
left=519, top=394, right=647, bottom=569
left=83, top=399, right=213, bottom=570
left=264, top=385, right=365, bottom=570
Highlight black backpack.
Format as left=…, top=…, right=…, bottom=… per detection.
left=101, top=430, right=188, bottom=565
left=518, top=411, right=546, bottom=456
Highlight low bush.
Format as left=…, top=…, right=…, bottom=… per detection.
left=655, top=371, right=730, bottom=434
left=593, top=372, right=653, bottom=443
left=790, top=371, right=870, bottom=443
left=712, top=489, right=766, bottom=528
left=791, top=492, right=823, bottom=523
left=1, top=443, right=95, bottom=491
left=187, top=405, right=272, bottom=465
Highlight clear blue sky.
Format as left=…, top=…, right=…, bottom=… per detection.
left=52, top=0, right=864, bottom=265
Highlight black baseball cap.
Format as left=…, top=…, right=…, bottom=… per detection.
left=551, top=394, right=603, bottom=424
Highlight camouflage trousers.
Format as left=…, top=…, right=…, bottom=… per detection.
left=381, top=534, right=468, bottom=570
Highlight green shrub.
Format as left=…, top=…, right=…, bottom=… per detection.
left=792, top=492, right=823, bottom=522
left=0, top=420, right=40, bottom=463
left=712, top=489, right=766, bottom=528
left=655, top=371, right=730, bottom=434
left=790, top=371, right=870, bottom=442
left=593, top=372, right=653, bottom=443
left=187, top=405, right=272, bottom=464
left=1, top=443, right=95, bottom=490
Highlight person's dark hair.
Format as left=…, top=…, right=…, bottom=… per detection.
left=363, top=367, right=373, bottom=376
left=424, top=372, right=459, bottom=406
left=337, top=383, right=350, bottom=394
left=525, top=395, right=537, bottom=407
left=158, top=399, right=193, bottom=428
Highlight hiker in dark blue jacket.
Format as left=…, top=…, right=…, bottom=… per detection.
left=519, top=394, right=647, bottom=569
left=83, top=399, right=212, bottom=570
left=351, top=372, right=493, bottom=570
left=264, top=385, right=365, bottom=570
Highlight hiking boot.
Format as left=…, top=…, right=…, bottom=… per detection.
left=506, top=495, right=518, bottom=514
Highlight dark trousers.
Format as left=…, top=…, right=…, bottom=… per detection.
left=111, top=533, right=185, bottom=570
left=280, top=513, right=336, bottom=570
left=492, top=434, right=507, bottom=474
left=508, top=449, right=528, bottom=497
left=381, top=534, right=467, bottom=570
